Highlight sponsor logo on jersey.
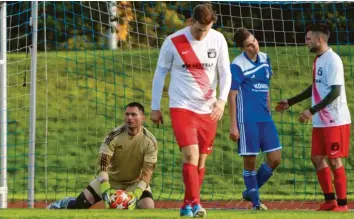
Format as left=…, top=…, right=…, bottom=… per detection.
left=182, top=63, right=214, bottom=69
left=254, top=83, right=269, bottom=89
left=207, top=48, right=217, bottom=58
left=252, top=83, right=269, bottom=92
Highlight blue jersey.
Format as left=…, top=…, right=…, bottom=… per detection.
left=230, top=52, right=273, bottom=123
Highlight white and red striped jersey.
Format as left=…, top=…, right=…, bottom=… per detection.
left=154, top=26, right=231, bottom=114
left=312, top=48, right=351, bottom=127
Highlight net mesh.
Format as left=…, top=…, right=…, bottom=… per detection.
left=4, top=1, right=354, bottom=208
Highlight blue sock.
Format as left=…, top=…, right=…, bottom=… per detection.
left=257, top=163, right=273, bottom=189
left=243, top=170, right=260, bottom=207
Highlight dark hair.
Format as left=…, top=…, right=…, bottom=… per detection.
left=192, top=3, right=217, bottom=25
left=125, top=102, right=144, bottom=113
left=306, top=23, right=330, bottom=39
left=233, top=27, right=252, bottom=48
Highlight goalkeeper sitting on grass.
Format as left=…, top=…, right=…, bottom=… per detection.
left=47, top=102, right=158, bottom=210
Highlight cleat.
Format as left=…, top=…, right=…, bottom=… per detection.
left=258, top=203, right=268, bottom=210
left=47, top=197, right=75, bottom=209
left=252, top=203, right=267, bottom=210
left=180, top=204, right=193, bottom=217
left=193, top=204, right=206, bottom=218
left=317, top=201, right=338, bottom=211
left=332, top=205, right=349, bottom=212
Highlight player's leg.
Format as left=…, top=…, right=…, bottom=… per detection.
left=258, top=121, right=282, bottom=189
left=136, top=191, right=154, bottom=209
left=47, top=178, right=102, bottom=209
left=198, top=154, right=207, bottom=188
left=325, top=124, right=350, bottom=212
left=238, top=122, right=262, bottom=209
left=197, top=113, right=217, bottom=189
left=170, top=108, right=200, bottom=217
left=180, top=145, right=201, bottom=217
left=47, top=197, right=77, bottom=209
left=328, top=158, right=348, bottom=212
left=67, top=177, right=103, bottom=209
left=193, top=151, right=207, bottom=218
left=311, top=127, right=336, bottom=211
left=191, top=113, right=217, bottom=218
left=193, top=154, right=207, bottom=218
left=243, top=155, right=261, bottom=209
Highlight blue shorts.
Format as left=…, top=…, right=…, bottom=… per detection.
left=237, top=121, right=281, bottom=156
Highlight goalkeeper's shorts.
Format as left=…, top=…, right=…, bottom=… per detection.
left=312, top=124, right=350, bottom=158
left=170, top=107, right=217, bottom=154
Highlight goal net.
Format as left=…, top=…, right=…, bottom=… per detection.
left=3, top=1, right=354, bottom=209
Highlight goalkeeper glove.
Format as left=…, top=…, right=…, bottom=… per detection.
left=126, top=187, right=143, bottom=210
left=101, top=181, right=115, bottom=209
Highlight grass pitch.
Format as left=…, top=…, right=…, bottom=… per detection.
left=1, top=209, right=354, bottom=219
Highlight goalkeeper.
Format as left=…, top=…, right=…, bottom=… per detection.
left=47, top=102, right=158, bottom=210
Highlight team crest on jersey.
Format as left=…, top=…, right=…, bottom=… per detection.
left=317, top=67, right=323, bottom=76
left=208, top=49, right=217, bottom=58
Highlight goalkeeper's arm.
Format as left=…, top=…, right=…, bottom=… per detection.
left=125, top=162, right=156, bottom=210
left=131, top=162, right=156, bottom=200
left=96, top=153, right=111, bottom=182
left=133, top=140, right=158, bottom=200
left=96, top=153, right=115, bottom=208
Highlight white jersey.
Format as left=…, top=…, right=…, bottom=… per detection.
left=312, top=48, right=351, bottom=127
left=155, top=26, right=231, bottom=114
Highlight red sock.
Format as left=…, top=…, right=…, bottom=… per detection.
left=333, top=166, right=347, bottom=200
left=317, top=167, right=334, bottom=195
left=183, top=163, right=200, bottom=206
left=198, top=168, right=205, bottom=188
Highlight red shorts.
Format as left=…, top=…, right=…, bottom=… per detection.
left=170, top=108, right=217, bottom=154
left=311, top=124, right=351, bottom=158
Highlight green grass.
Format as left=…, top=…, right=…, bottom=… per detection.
left=1, top=209, right=354, bottom=219
left=6, top=45, right=354, bottom=204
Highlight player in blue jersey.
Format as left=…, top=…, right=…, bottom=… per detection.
left=228, top=28, right=282, bottom=210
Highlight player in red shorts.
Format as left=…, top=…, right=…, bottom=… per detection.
left=276, top=23, right=351, bottom=212
left=150, top=3, right=231, bottom=218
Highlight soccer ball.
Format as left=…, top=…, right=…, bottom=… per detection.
left=109, top=190, right=130, bottom=209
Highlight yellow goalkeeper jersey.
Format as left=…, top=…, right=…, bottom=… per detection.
left=98, top=125, right=158, bottom=188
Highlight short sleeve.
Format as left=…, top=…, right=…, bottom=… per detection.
left=327, top=55, right=344, bottom=86
left=230, top=64, right=245, bottom=90
left=157, top=38, right=174, bottom=69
